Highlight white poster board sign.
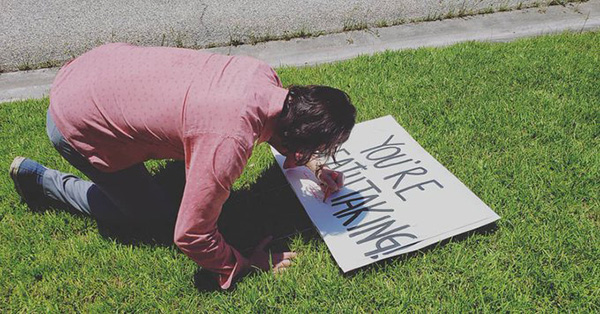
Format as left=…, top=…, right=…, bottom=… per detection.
left=271, top=115, right=500, bottom=272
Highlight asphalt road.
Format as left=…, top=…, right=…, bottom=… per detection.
left=2, top=1, right=598, bottom=103
left=1, top=0, right=557, bottom=72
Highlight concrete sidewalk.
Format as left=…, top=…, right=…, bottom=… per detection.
left=1, top=0, right=599, bottom=103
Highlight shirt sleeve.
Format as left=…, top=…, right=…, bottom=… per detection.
left=174, top=133, right=251, bottom=289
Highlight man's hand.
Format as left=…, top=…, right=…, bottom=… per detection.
left=318, top=167, right=344, bottom=201
left=249, top=236, right=297, bottom=274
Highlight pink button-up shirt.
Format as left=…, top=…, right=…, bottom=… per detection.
left=49, top=43, right=288, bottom=288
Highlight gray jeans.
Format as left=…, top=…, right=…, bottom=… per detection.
left=43, top=110, right=178, bottom=235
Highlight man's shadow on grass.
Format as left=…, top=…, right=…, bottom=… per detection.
left=79, top=161, right=498, bottom=292
left=93, top=161, right=315, bottom=247
left=92, top=161, right=317, bottom=291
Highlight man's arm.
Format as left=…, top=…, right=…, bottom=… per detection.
left=174, top=134, right=251, bottom=289
left=174, top=134, right=296, bottom=288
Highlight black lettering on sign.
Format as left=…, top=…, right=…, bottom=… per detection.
left=360, top=134, right=405, bottom=154
left=332, top=194, right=379, bottom=211
left=345, top=176, right=366, bottom=187
left=346, top=215, right=417, bottom=260
left=331, top=179, right=388, bottom=226
left=363, top=232, right=418, bottom=259
left=384, top=166, right=428, bottom=189
left=395, top=180, right=444, bottom=201
left=311, top=131, right=450, bottom=262
left=347, top=215, right=391, bottom=231
left=349, top=218, right=408, bottom=245
left=331, top=179, right=382, bottom=202
left=335, top=201, right=393, bottom=226
left=360, top=135, right=408, bottom=169
left=325, top=148, right=351, bottom=170
left=340, top=162, right=368, bottom=179
left=327, top=157, right=353, bottom=170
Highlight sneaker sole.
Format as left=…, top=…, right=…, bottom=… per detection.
left=9, top=156, right=27, bottom=204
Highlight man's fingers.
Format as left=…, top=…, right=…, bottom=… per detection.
left=273, top=266, right=288, bottom=274
left=282, top=252, right=297, bottom=259
left=323, top=188, right=331, bottom=202
left=272, top=251, right=297, bottom=264
left=321, top=173, right=339, bottom=202
left=322, top=175, right=337, bottom=190
left=276, top=259, right=292, bottom=268
left=335, top=172, right=345, bottom=189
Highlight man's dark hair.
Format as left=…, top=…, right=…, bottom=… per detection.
left=277, top=85, right=356, bottom=165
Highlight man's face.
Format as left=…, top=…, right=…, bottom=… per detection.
left=268, top=133, right=305, bottom=169
left=268, top=133, right=325, bottom=169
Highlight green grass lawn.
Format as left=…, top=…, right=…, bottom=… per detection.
left=1, top=31, right=599, bottom=312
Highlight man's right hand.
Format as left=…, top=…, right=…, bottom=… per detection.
left=249, top=236, right=297, bottom=273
